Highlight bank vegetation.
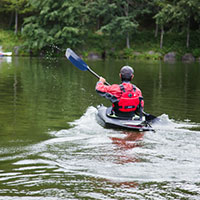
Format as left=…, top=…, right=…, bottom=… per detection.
left=0, top=0, right=200, bottom=60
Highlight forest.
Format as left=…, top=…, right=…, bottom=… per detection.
left=0, top=0, right=200, bottom=59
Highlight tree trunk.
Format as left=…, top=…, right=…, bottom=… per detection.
left=15, top=9, right=18, bottom=35
left=186, top=19, right=190, bottom=48
left=155, top=23, right=158, bottom=37
left=125, top=1, right=130, bottom=49
left=160, top=25, right=164, bottom=49
left=126, top=32, right=130, bottom=49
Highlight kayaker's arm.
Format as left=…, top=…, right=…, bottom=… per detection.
left=95, top=81, right=120, bottom=103
left=95, top=77, right=111, bottom=93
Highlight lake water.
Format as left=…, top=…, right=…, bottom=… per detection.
left=0, top=57, right=200, bottom=199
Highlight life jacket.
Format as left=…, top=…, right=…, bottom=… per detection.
left=113, top=84, right=140, bottom=113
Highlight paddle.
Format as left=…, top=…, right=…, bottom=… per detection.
left=65, top=48, right=110, bottom=85
left=65, top=48, right=157, bottom=122
left=142, top=111, right=158, bottom=122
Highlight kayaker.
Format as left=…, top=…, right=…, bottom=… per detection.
left=96, top=66, right=144, bottom=119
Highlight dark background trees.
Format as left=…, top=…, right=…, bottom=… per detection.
left=0, top=0, right=199, bottom=56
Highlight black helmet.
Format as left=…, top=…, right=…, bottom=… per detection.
left=120, top=66, right=134, bottom=79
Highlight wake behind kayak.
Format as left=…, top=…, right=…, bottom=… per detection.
left=96, top=105, right=154, bottom=132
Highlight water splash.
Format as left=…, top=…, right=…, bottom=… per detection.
left=43, top=44, right=65, bottom=61
left=153, top=113, right=200, bottom=132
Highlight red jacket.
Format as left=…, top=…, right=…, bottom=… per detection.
left=96, top=81, right=144, bottom=116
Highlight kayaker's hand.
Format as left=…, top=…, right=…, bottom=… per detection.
left=99, top=77, right=106, bottom=84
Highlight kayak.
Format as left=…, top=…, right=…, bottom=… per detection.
left=96, top=105, right=154, bottom=131
left=0, top=52, right=12, bottom=57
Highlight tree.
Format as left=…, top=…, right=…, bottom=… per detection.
left=171, top=0, right=200, bottom=48
left=154, top=1, right=174, bottom=49
left=84, top=0, right=116, bottom=31
left=96, top=0, right=151, bottom=49
left=1, top=0, right=31, bottom=34
left=154, top=0, right=200, bottom=49
left=23, top=0, right=87, bottom=51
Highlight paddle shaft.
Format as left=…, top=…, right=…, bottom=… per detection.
left=88, top=66, right=110, bottom=86
left=142, top=111, right=157, bottom=122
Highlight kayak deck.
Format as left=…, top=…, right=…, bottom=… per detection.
left=96, top=105, right=154, bottom=132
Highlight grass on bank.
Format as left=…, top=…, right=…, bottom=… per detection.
left=0, top=29, right=200, bottom=60
left=0, top=29, right=23, bottom=52
left=85, top=30, right=200, bottom=60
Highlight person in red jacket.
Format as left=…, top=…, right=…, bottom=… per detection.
left=96, top=66, right=144, bottom=119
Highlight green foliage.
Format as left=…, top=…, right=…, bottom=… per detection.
left=192, top=48, right=200, bottom=58
left=154, top=0, right=200, bottom=48
left=97, top=0, right=151, bottom=47
left=0, top=29, right=22, bottom=51
left=154, top=3, right=173, bottom=25
left=22, top=0, right=87, bottom=51
left=82, top=32, right=109, bottom=52
left=1, top=0, right=30, bottom=13
left=120, top=48, right=134, bottom=59
left=118, top=48, right=163, bottom=60
left=0, top=0, right=200, bottom=56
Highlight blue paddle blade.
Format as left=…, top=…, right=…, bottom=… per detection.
left=65, top=48, right=88, bottom=71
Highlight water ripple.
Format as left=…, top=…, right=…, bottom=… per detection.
left=0, top=107, right=200, bottom=199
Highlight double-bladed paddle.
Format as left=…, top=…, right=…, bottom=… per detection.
left=65, top=48, right=157, bottom=122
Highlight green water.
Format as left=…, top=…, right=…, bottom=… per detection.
left=0, top=57, right=200, bottom=199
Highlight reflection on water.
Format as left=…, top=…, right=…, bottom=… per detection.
left=110, top=131, right=144, bottom=164
left=111, top=131, right=144, bottom=150
left=0, top=56, right=12, bottom=64
left=0, top=58, right=200, bottom=199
